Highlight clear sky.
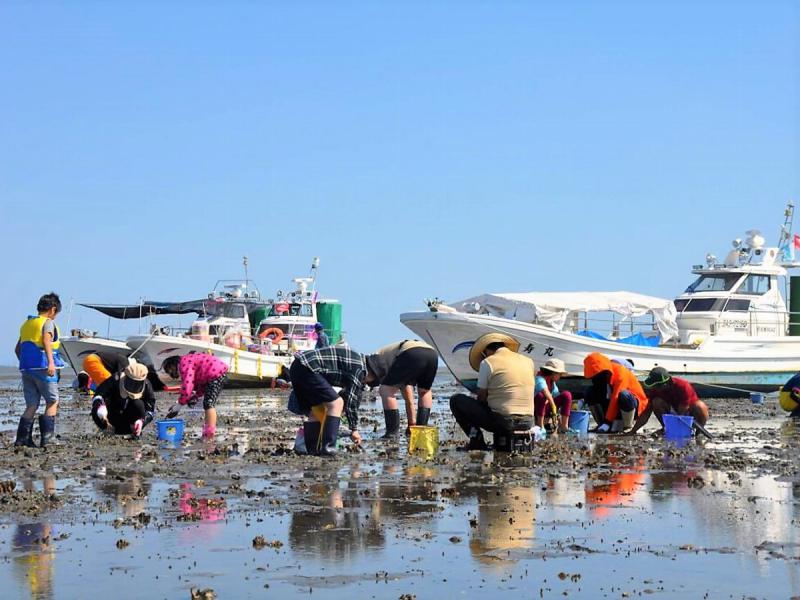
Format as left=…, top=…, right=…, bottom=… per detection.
left=1, top=1, right=798, bottom=364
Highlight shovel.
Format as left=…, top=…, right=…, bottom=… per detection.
left=692, top=421, right=713, bottom=439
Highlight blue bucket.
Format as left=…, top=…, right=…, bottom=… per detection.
left=663, top=414, right=694, bottom=439
left=750, top=392, right=765, bottom=405
left=156, top=419, right=185, bottom=443
left=568, top=410, right=590, bottom=435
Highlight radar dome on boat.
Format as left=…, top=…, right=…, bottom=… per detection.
left=746, top=230, right=765, bottom=250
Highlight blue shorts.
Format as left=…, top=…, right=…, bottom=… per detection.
left=22, top=371, right=59, bottom=409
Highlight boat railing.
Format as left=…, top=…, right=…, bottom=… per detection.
left=560, top=312, right=659, bottom=339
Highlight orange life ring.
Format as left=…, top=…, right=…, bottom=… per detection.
left=259, top=327, right=284, bottom=344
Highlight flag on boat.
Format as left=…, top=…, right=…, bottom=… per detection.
left=794, top=234, right=800, bottom=249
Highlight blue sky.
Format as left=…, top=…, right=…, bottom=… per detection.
left=1, top=2, right=798, bottom=364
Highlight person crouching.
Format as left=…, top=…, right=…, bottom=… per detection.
left=91, top=361, right=155, bottom=437
left=163, top=353, right=228, bottom=438
left=534, top=358, right=572, bottom=433
left=583, top=352, right=648, bottom=433
left=449, top=333, right=535, bottom=451
left=633, top=366, right=709, bottom=434
left=779, top=372, right=800, bottom=417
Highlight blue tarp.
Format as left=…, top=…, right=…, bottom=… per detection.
left=577, top=330, right=661, bottom=347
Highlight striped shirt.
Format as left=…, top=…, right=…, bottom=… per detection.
left=295, top=346, right=366, bottom=429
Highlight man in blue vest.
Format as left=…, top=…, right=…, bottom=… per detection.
left=14, top=293, right=66, bottom=447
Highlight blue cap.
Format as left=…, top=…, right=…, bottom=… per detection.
left=314, top=322, right=324, bottom=330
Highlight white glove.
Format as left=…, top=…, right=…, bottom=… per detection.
left=132, top=419, right=143, bottom=437
left=97, top=404, right=108, bottom=421
left=597, top=423, right=610, bottom=433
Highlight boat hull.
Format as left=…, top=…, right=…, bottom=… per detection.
left=126, top=335, right=292, bottom=388
left=400, top=310, right=800, bottom=397
left=60, top=337, right=133, bottom=373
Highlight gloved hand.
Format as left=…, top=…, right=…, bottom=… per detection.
left=166, top=404, right=181, bottom=419
left=187, top=395, right=198, bottom=408
left=132, top=419, right=143, bottom=437
left=596, top=423, right=611, bottom=433
left=792, top=387, right=800, bottom=401
left=143, top=411, right=154, bottom=426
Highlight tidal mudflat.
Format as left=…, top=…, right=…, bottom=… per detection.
left=0, top=374, right=798, bottom=599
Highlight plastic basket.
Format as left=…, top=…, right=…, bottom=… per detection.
left=663, top=414, right=694, bottom=439
left=156, top=419, right=185, bottom=443
left=750, top=392, right=765, bottom=405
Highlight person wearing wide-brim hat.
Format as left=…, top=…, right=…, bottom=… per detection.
left=91, top=360, right=157, bottom=438
left=449, top=332, right=535, bottom=450
left=534, top=358, right=573, bottom=433
left=626, top=366, right=709, bottom=435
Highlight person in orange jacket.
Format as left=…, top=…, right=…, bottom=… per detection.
left=583, top=352, right=648, bottom=433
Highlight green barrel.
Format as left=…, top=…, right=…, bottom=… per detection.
left=249, top=306, right=271, bottom=331
left=790, top=277, right=800, bottom=335
left=317, top=301, right=343, bottom=344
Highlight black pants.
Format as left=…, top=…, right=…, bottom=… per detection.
left=92, top=397, right=146, bottom=435
left=449, top=393, right=532, bottom=438
left=202, top=375, right=227, bottom=410
left=289, top=361, right=339, bottom=414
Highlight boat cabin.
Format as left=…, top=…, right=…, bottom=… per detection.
left=673, top=233, right=791, bottom=344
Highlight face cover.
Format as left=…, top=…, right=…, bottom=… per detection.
left=122, top=377, right=145, bottom=397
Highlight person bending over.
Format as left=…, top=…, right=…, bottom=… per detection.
left=374, top=340, right=438, bottom=437
left=534, top=358, right=572, bottom=433
left=164, top=353, right=228, bottom=438
left=628, top=366, right=708, bottom=435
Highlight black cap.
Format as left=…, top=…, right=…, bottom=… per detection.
left=644, top=366, right=671, bottom=388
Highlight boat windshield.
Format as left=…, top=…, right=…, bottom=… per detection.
left=685, top=274, right=740, bottom=293
left=207, top=303, right=247, bottom=319
left=268, top=303, right=313, bottom=317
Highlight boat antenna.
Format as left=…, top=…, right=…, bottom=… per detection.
left=778, top=202, right=797, bottom=266
left=243, top=256, right=249, bottom=288
left=310, top=257, right=320, bottom=292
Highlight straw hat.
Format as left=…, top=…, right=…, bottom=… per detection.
left=468, top=333, right=521, bottom=371
left=540, top=358, right=567, bottom=375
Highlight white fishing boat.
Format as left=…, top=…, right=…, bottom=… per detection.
left=128, top=259, right=343, bottom=387
left=61, top=258, right=343, bottom=387
left=401, top=204, right=800, bottom=396
left=60, top=331, right=132, bottom=373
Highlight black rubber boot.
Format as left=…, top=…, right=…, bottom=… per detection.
left=381, top=409, right=400, bottom=439
left=318, top=416, right=341, bottom=457
left=14, top=417, right=36, bottom=448
left=416, top=407, right=431, bottom=427
left=302, top=420, right=321, bottom=455
left=39, top=415, right=57, bottom=448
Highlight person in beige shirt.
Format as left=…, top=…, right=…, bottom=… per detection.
left=374, top=340, right=438, bottom=437
left=449, top=333, right=535, bottom=450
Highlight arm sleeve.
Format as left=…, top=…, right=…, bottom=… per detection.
left=534, top=376, right=546, bottom=394
left=477, top=361, right=492, bottom=389
left=143, top=384, right=156, bottom=413
left=178, top=360, right=195, bottom=405
left=605, top=378, right=624, bottom=422
left=342, top=373, right=365, bottom=430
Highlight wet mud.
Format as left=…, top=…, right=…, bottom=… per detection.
left=0, top=374, right=799, bottom=599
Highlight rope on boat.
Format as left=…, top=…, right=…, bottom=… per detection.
left=127, top=330, right=159, bottom=361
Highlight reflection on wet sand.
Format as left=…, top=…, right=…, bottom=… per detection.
left=288, top=471, right=383, bottom=560
left=12, top=476, right=56, bottom=600
left=94, top=472, right=151, bottom=517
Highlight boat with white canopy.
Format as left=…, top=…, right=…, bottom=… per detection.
left=401, top=204, right=800, bottom=396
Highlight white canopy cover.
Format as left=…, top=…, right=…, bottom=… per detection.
left=456, top=291, right=679, bottom=341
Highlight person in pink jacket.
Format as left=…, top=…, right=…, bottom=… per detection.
left=163, top=353, right=228, bottom=437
